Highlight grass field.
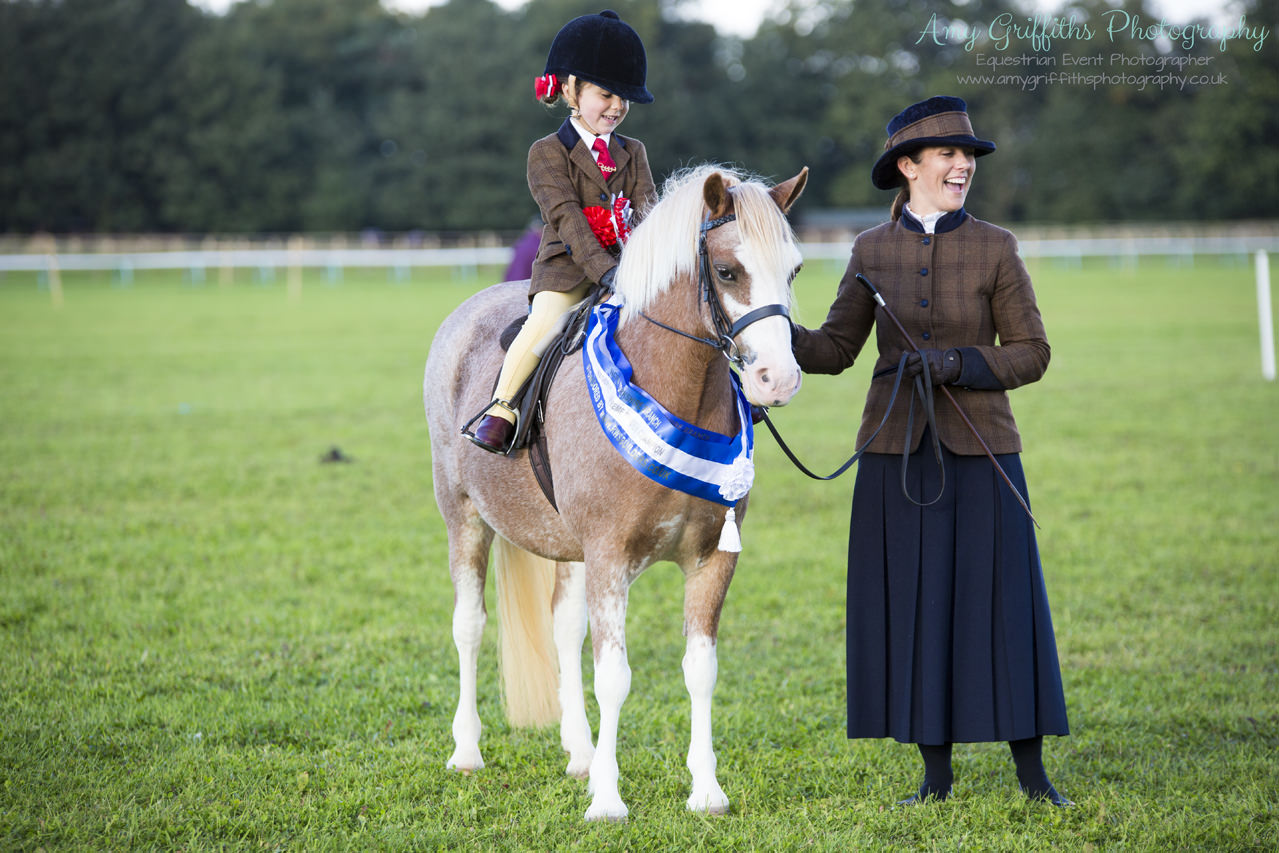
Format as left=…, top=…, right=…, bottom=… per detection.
left=1, top=257, right=1276, bottom=851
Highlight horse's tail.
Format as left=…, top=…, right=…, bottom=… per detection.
left=492, top=536, right=561, bottom=727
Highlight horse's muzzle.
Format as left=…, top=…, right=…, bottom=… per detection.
left=741, top=356, right=801, bottom=407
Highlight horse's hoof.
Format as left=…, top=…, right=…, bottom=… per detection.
left=584, top=801, right=629, bottom=822
left=564, top=745, right=594, bottom=779
left=446, top=749, right=484, bottom=774
left=687, top=789, right=730, bottom=815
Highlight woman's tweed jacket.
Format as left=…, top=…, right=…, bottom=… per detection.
left=526, top=119, right=657, bottom=295
left=791, top=212, right=1050, bottom=455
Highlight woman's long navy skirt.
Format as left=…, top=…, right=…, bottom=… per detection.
left=847, top=434, right=1069, bottom=745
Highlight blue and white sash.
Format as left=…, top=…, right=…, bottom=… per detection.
left=583, top=301, right=755, bottom=509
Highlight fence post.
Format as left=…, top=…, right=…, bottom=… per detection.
left=288, top=235, right=304, bottom=301
left=1258, top=250, right=1275, bottom=381
left=37, top=234, right=63, bottom=308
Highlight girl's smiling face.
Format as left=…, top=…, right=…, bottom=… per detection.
left=567, top=79, right=629, bottom=136
left=899, top=146, right=976, bottom=216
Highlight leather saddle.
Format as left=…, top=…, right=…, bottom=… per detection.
left=493, top=288, right=605, bottom=510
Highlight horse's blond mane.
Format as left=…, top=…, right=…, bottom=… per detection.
left=614, top=164, right=798, bottom=323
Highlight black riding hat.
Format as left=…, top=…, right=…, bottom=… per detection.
left=871, top=96, right=996, bottom=190
left=544, top=10, right=653, bottom=104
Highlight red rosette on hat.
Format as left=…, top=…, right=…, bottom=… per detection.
left=534, top=73, right=559, bottom=101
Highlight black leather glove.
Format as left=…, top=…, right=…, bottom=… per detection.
left=902, top=348, right=962, bottom=385
left=598, top=266, right=617, bottom=292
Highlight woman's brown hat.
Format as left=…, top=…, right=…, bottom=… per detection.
left=871, top=96, right=996, bottom=190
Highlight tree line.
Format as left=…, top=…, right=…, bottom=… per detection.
left=1, top=0, right=1275, bottom=234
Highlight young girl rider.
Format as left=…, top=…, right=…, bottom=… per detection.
left=466, top=10, right=657, bottom=453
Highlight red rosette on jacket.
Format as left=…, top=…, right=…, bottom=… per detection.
left=611, top=195, right=632, bottom=244
left=583, top=195, right=633, bottom=249
left=583, top=205, right=619, bottom=248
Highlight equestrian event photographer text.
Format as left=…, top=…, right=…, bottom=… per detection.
left=917, top=10, right=1269, bottom=53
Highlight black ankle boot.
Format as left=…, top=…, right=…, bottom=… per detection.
left=467, top=413, right=514, bottom=453
left=895, top=783, right=952, bottom=807
left=1023, top=784, right=1073, bottom=807
left=1010, top=737, right=1072, bottom=807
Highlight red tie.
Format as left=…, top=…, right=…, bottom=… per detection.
left=592, top=137, right=617, bottom=176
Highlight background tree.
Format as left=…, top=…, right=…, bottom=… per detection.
left=0, top=0, right=1274, bottom=233
left=1, top=0, right=205, bottom=231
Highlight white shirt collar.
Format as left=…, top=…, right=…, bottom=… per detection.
left=570, top=117, right=611, bottom=158
left=903, top=203, right=945, bottom=235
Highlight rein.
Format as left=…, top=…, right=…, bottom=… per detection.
left=640, top=213, right=791, bottom=367
left=759, top=354, right=947, bottom=509
left=638, top=211, right=945, bottom=504
left=633, top=211, right=957, bottom=509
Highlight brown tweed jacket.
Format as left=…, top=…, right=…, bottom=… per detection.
left=792, top=213, right=1050, bottom=455
left=527, top=119, right=657, bottom=295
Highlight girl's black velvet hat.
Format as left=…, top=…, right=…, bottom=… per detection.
left=544, top=10, right=653, bottom=104
left=871, top=96, right=996, bottom=189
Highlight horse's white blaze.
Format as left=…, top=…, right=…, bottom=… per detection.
left=683, top=634, right=730, bottom=814
left=553, top=562, right=594, bottom=778
left=447, top=570, right=486, bottom=772
left=586, top=642, right=632, bottom=821
left=725, top=234, right=803, bottom=408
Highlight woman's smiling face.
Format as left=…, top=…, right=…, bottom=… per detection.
left=899, top=146, right=977, bottom=216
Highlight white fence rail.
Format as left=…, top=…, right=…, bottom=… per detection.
left=4, top=230, right=1274, bottom=379
left=0, top=246, right=513, bottom=273
left=2, top=235, right=1278, bottom=274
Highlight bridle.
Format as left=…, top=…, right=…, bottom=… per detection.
left=638, top=212, right=939, bottom=505
left=635, top=211, right=948, bottom=509
left=636, top=212, right=946, bottom=506
left=640, top=213, right=791, bottom=368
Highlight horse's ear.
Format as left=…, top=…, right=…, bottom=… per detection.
left=703, top=172, right=733, bottom=219
left=769, top=167, right=809, bottom=214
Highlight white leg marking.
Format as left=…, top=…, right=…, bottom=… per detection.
left=446, top=571, right=486, bottom=772
left=554, top=563, right=594, bottom=778
left=585, top=640, right=631, bottom=821
left=683, top=634, right=729, bottom=814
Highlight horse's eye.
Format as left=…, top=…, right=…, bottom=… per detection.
left=715, top=265, right=735, bottom=282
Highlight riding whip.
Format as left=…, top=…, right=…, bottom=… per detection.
left=855, top=273, right=1040, bottom=529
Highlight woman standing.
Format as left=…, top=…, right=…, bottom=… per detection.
left=791, top=96, right=1071, bottom=806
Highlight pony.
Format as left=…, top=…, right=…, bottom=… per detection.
left=422, top=164, right=807, bottom=821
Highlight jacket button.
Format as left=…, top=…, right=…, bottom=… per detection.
left=920, top=267, right=928, bottom=276
left=920, top=299, right=929, bottom=307
left=922, top=332, right=931, bottom=340
left=922, top=237, right=931, bottom=245
left=600, top=193, right=608, bottom=200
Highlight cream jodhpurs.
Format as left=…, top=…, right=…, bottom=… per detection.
left=486, top=282, right=593, bottom=423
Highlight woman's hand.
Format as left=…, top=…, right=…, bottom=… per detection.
left=902, top=348, right=962, bottom=385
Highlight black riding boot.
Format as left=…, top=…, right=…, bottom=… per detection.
left=896, top=743, right=953, bottom=805
left=1009, top=736, right=1072, bottom=806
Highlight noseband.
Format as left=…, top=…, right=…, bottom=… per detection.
left=640, top=213, right=791, bottom=366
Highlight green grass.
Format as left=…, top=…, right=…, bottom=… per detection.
left=1, top=257, right=1276, bottom=850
